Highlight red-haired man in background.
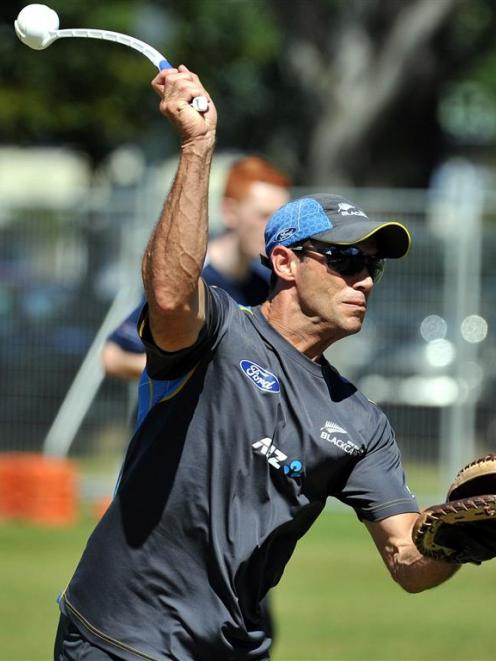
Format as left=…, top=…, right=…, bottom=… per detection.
left=102, top=155, right=291, bottom=380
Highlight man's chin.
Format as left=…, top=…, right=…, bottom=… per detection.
left=344, top=319, right=364, bottom=336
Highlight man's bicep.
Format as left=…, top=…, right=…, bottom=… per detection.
left=146, top=277, right=206, bottom=352
left=139, top=282, right=229, bottom=381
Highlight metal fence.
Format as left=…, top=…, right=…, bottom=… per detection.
left=1, top=157, right=495, bottom=503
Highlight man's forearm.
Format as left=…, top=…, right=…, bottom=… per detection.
left=143, top=138, right=214, bottom=313
left=366, top=513, right=461, bottom=594
left=390, top=545, right=460, bottom=593
left=101, top=342, right=146, bottom=381
left=143, top=64, right=217, bottom=338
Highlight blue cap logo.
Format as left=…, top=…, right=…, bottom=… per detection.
left=274, top=227, right=297, bottom=243
left=265, top=197, right=332, bottom=255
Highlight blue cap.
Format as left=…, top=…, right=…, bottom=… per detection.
left=264, top=193, right=411, bottom=259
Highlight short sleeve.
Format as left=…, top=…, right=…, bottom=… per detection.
left=138, top=284, right=231, bottom=380
left=335, top=412, right=418, bottom=522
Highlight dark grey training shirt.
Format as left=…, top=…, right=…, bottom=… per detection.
left=61, top=285, right=418, bottom=661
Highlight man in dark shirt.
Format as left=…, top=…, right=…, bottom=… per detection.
left=101, top=156, right=290, bottom=643
left=55, top=66, right=460, bottom=661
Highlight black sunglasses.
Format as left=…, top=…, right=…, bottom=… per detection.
left=291, top=244, right=385, bottom=283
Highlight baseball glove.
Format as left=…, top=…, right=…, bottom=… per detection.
left=412, top=454, right=496, bottom=564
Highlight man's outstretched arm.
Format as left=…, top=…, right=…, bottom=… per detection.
left=142, top=65, right=217, bottom=352
left=365, top=512, right=460, bottom=593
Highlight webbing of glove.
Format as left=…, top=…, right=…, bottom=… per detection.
left=448, top=453, right=496, bottom=501
left=412, top=495, right=496, bottom=564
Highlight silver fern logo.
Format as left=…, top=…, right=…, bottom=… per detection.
left=320, top=421, right=364, bottom=456
left=321, top=420, right=348, bottom=435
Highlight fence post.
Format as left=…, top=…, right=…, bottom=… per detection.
left=429, top=158, right=485, bottom=485
left=42, top=285, right=142, bottom=457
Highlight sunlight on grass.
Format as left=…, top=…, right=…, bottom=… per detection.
left=1, top=494, right=495, bottom=660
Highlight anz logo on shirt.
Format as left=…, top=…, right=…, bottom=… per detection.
left=252, top=437, right=303, bottom=479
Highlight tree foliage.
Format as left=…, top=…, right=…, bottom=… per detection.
left=0, top=1, right=157, bottom=161
left=2, top=0, right=496, bottom=185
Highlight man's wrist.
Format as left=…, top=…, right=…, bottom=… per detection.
left=181, top=133, right=216, bottom=155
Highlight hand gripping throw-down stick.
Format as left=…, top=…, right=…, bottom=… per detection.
left=14, top=3, right=209, bottom=112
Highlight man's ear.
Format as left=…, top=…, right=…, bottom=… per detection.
left=270, top=246, right=297, bottom=282
left=221, top=197, right=239, bottom=230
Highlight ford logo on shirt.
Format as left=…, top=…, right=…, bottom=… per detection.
left=240, top=360, right=280, bottom=394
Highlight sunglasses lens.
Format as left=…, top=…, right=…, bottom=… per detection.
left=370, top=260, right=384, bottom=283
left=326, top=256, right=384, bottom=282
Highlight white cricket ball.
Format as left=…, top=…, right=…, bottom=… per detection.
left=14, top=4, right=60, bottom=50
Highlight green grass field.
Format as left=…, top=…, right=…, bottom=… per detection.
left=1, top=507, right=496, bottom=661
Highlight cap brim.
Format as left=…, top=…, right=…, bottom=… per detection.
left=311, top=220, right=411, bottom=258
